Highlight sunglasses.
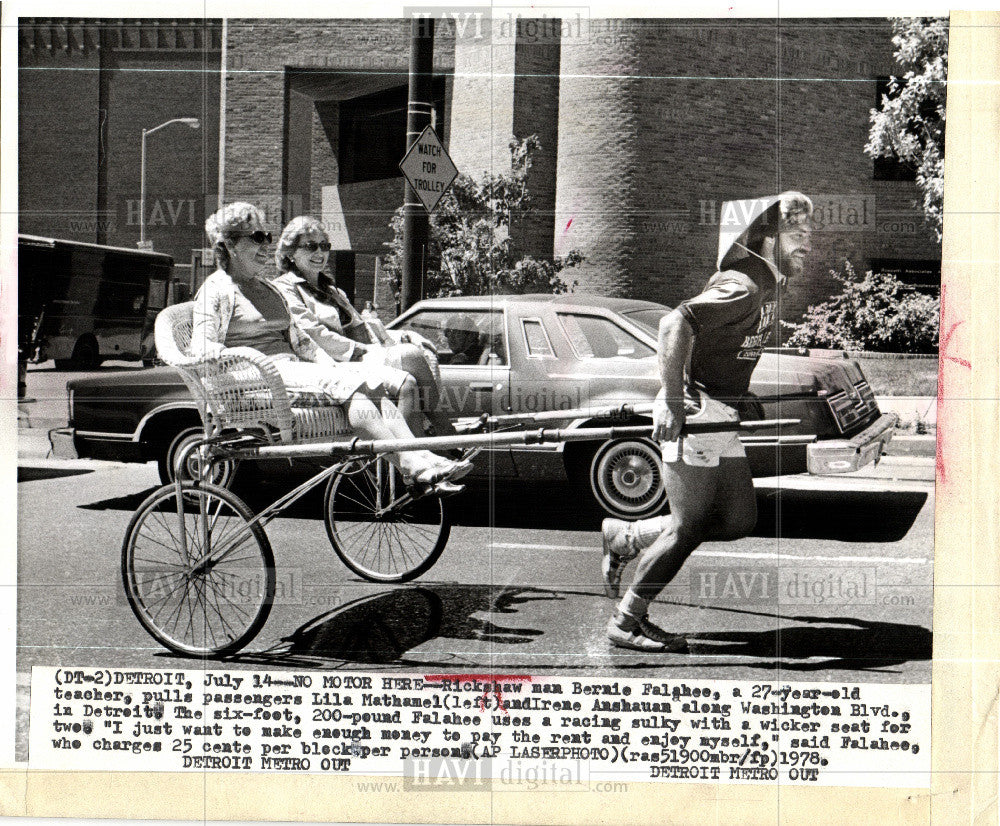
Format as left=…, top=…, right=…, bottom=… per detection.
left=296, top=240, right=332, bottom=253
left=234, top=230, right=273, bottom=245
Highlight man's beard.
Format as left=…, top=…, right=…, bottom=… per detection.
left=775, top=245, right=805, bottom=279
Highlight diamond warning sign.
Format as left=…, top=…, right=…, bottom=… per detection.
left=399, top=125, right=459, bottom=213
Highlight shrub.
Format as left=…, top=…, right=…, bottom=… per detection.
left=781, top=263, right=940, bottom=354
left=383, top=135, right=582, bottom=299
left=865, top=18, right=948, bottom=241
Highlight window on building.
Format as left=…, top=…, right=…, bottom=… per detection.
left=868, top=258, right=941, bottom=295
left=872, top=78, right=918, bottom=182
left=338, top=80, right=447, bottom=185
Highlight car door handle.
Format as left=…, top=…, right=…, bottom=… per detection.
left=469, top=382, right=494, bottom=392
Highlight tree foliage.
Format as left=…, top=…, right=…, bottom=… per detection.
left=782, top=263, right=940, bottom=354
left=866, top=17, right=948, bottom=241
left=383, top=135, right=582, bottom=299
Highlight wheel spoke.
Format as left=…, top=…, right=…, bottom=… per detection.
left=139, top=572, right=189, bottom=613
left=124, top=485, right=273, bottom=656
left=132, top=556, right=187, bottom=570
left=385, top=526, right=419, bottom=570
left=326, top=464, right=445, bottom=581
left=201, top=574, right=241, bottom=642
left=150, top=509, right=186, bottom=560
left=135, top=528, right=188, bottom=559
left=206, top=571, right=256, bottom=622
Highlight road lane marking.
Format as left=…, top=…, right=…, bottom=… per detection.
left=491, top=542, right=930, bottom=565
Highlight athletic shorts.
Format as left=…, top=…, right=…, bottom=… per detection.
left=660, top=392, right=745, bottom=467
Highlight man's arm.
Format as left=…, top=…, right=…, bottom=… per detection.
left=652, top=309, right=694, bottom=442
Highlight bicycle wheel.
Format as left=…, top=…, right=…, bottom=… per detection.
left=121, top=482, right=275, bottom=657
left=323, top=458, right=450, bottom=583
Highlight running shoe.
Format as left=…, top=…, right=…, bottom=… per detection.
left=607, top=613, right=687, bottom=652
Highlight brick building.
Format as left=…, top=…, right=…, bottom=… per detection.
left=20, top=17, right=941, bottom=319
left=18, top=19, right=221, bottom=267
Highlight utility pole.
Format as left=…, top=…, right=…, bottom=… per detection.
left=399, top=16, right=435, bottom=311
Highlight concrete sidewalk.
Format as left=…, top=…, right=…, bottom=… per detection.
left=876, top=396, right=937, bottom=433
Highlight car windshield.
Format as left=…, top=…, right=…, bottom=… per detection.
left=621, top=307, right=670, bottom=336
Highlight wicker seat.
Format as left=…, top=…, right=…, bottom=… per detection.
left=154, top=302, right=349, bottom=444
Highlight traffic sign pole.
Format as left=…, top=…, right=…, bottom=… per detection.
left=400, top=16, right=435, bottom=313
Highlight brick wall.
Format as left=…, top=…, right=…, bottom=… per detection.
left=554, top=22, right=646, bottom=297
left=19, top=20, right=220, bottom=264
left=218, top=17, right=939, bottom=320
left=285, top=89, right=314, bottom=217
left=553, top=18, right=941, bottom=324
left=224, top=19, right=454, bottom=257
left=309, top=103, right=337, bottom=222
left=19, top=43, right=101, bottom=242
left=512, top=31, right=561, bottom=262
left=104, top=49, right=220, bottom=262
left=448, top=20, right=517, bottom=176
left=21, top=17, right=941, bottom=322
left=448, top=20, right=561, bottom=264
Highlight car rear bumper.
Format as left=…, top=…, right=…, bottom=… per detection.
left=806, top=412, right=899, bottom=475
left=48, top=427, right=149, bottom=463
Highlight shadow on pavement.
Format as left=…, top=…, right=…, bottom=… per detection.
left=78, top=486, right=161, bottom=511
left=754, top=488, right=928, bottom=543
left=221, top=584, right=929, bottom=675
left=18, top=466, right=94, bottom=483
left=234, top=585, right=557, bottom=668
left=685, top=616, right=932, bottom=672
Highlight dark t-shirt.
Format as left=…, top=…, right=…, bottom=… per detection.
left=676, top=256, right=780, bottom=402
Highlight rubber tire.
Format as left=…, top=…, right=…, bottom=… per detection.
left=323, top=459, right=450, bottom=583
left=121, top=482, right=275, bottom=657
left=157, top=426, right=237, bottom=488
left=70, top=336, right=100, bottom=370
left=588, top=437, right=667, bottom=519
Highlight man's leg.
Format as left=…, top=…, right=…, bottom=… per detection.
left=602, top=454, right=756, bottom=595
left=606, top=456, right=756, bottom=651
left=607, top=460, right=719, bottom=651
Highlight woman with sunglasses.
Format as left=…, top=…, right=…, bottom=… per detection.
left=190, top=202, right=471, bottom=490
left=273, top=216, right=455, bottom=439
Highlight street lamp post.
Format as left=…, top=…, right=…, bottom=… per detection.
left=139, top=117, right=201, bottom=248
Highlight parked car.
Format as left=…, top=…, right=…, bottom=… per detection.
left=50, top=293, right=897, bottom=517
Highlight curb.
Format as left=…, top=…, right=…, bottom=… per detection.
left=885, top=434, right=936, bottom=458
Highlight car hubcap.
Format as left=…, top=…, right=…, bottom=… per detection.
left=592, top=439, right=665, bottom=517
left=174, top=433, right=231, bottom=486
left=612, top=454, right=654, bottom=498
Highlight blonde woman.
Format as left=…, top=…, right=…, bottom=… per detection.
left=273, top=216, right=455, bottom=438
left=190, top=202, right=470, bottom=489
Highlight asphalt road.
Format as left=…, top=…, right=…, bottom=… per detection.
left=16, top=361, right=935, bottom=683
left=16, top=456, right=933, bottom=674
left=16, top=397, right=935, bottom=762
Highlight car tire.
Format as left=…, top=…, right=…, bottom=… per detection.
left=157, top=426, right=237, bottom=488
left=588, top=437, right=667, bottom=519
left=70, top=336, right=101, bottom=370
